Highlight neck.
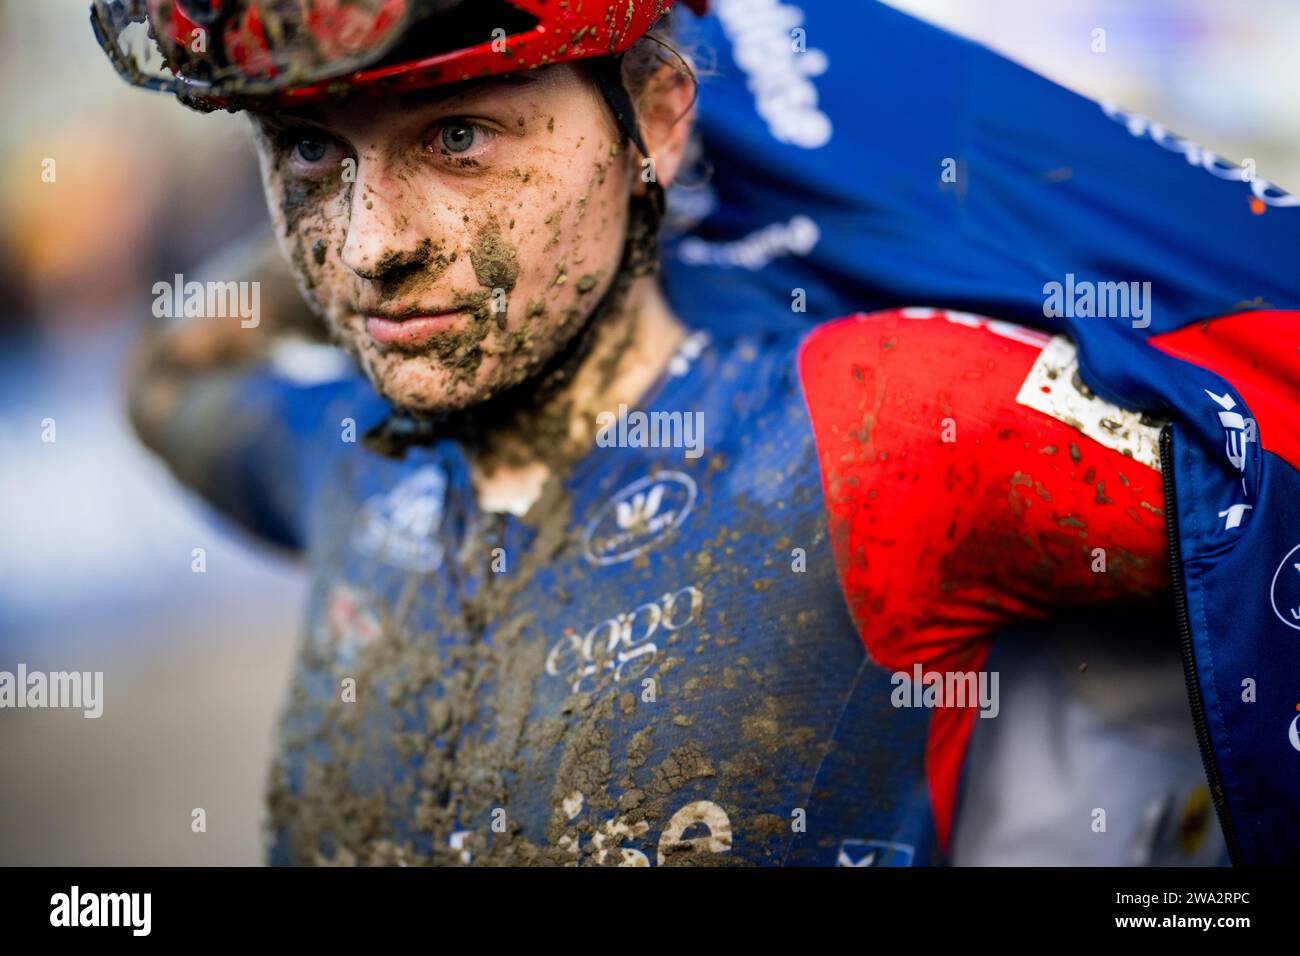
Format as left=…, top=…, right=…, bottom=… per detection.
left=466, top=274, right=686, bottom=514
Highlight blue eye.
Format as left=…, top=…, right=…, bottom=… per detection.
left=295, top=137, right=329, bottom=163
left=440, top=123, right=476, bottom=153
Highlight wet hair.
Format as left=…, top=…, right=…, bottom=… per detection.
left=621, top=22, right=699, bottom=113
left=590, top=20, right=700, bottom=281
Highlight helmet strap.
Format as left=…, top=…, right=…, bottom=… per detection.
left=591, top=53, right=651, bottom=158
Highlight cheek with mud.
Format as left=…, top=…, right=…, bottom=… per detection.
left=353, top=144, right=630, bottom=411
left=460, top=147, right=631, bottom=397
left=266, top=166, right=355, bottom=339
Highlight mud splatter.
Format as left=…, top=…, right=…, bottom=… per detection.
left=469, top=226, right=519, bottom=293
left=267, top=182, right=729, bottom=867
left=279, top=174, right=336, bottom=237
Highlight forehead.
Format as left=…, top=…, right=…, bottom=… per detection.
left=253, top=66, right=576, bottom=131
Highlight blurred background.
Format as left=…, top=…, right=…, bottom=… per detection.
left=0, top=0, right=1296, bottom=865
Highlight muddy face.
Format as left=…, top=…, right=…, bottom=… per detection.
left=252, top=65, right=634, bottom=412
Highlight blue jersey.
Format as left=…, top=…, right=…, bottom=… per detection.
left=249, top=329, right=932, bottom=866
left=187, top=305, right=1217, bottom=866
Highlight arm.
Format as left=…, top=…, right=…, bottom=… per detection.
left=127, top=230, right=326, bottom=452
left=801, top=308, right=1168, bottom=658
left=799, top=307, right=1170, bottom=848
left=126, top=231, right=348, bottom=550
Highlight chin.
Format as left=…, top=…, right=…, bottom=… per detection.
left=369, top=352, right=498, bottom=415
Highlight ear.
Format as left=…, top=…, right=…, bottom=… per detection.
left=631, top=61, right=697, bottom=194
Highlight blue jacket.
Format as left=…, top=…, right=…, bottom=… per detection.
left=660, top=0, right=1300, bottom=864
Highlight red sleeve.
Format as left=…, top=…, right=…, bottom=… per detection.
left=1150, top=309, right=1300, bottom=471
left=798, top=308, right=1169, bottom=850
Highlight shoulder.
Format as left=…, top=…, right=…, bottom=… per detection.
left=797, top=308, right=1053, bottom=438
left=798, top=307, right=1052, bottom=379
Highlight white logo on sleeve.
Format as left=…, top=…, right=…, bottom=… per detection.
left=714, top=0, right=832, bottom=148
left=1270, top=543, right=1300, bottom=632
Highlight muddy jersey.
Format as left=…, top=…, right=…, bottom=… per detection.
left=186, top=308, right=1171, bottom=866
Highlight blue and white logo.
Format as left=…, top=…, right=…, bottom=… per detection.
left=582, top=472, right=697, bottom=566
left=1270, top=543, right=1300, bottom=632
left=351, top=466, right=447, bottom=572
left=835, top=839, right=915, bottom=867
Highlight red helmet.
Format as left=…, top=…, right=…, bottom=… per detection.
left=91, top=0, right=706, bottom=111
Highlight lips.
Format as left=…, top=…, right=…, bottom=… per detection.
left=363, top=309, right=467, bottom=349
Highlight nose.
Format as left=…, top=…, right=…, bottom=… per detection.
left=340, top=156, right=429, bottom=282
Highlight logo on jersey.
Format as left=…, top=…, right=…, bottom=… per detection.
left=552, top=792, right=733, bottom=866
left=545, top=585, right=704, bottom=694
left=713, top=0, right=831, bottom=149
left=835, top=839, right=915, bottom=867
left=1289, top=706, right=1300, bottom=753
left=1101, top=102, right=1297, bottom=210
left=351, top=466, right=447, bottom=572
left=677, top=215, right=820, bottom=271
left=324, top=583, right=381, bottom=657
left=582, top=472, right=697, bottom=565
left=1204, top=389, right=1254, bottom=531
left=1269, top=543, right=1300, bottom=632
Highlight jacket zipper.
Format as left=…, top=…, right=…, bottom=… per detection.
left=1160, top=424, right=1243, bottom=865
